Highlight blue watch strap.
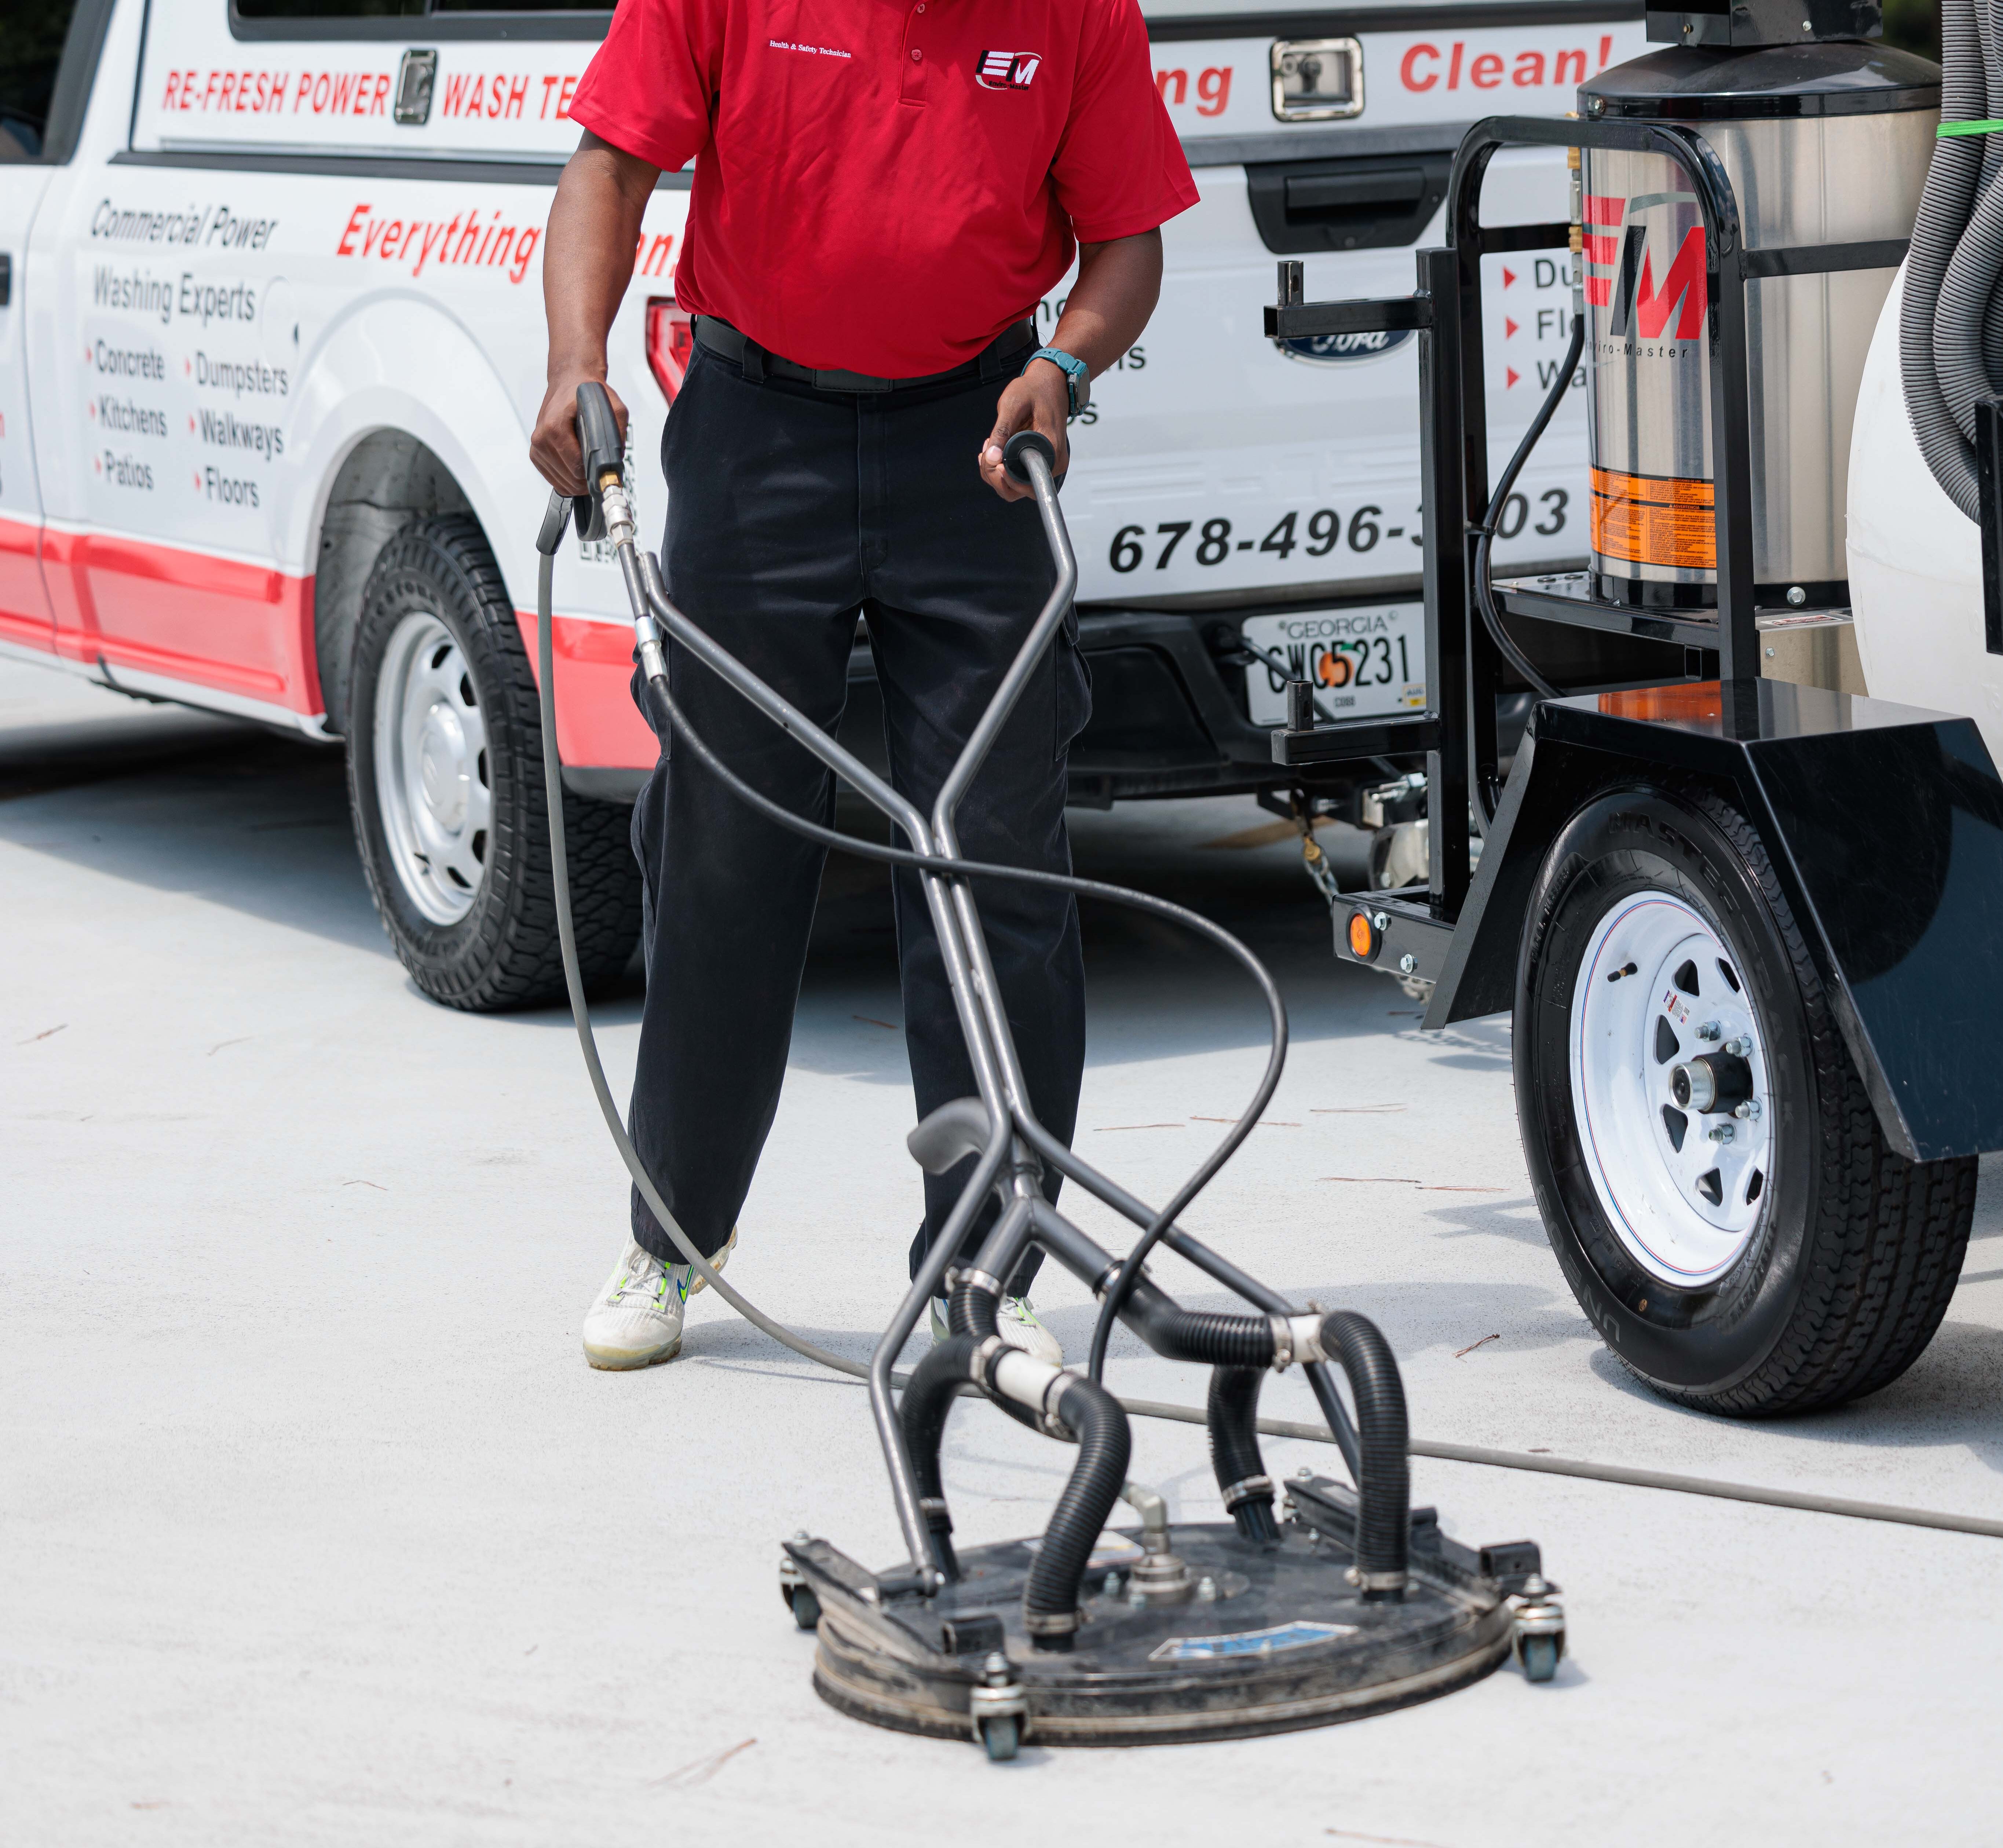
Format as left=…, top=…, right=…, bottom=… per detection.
left=1026, top=346, right=1089, bottom=416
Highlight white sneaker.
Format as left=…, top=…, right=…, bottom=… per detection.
left=581, top=1228, right=736, bottom=1371
left=929, top=1294, right=1064, bottom=1367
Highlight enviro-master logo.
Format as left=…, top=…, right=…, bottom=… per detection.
left=976, top=50, right=1042, bottom=88
left=1583, top=192, right=1704, bottom=347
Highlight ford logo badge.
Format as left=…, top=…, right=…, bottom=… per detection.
left=1275, top=328, right=1415, bottom=364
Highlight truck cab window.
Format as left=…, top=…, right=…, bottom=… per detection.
left=0, top=0, right=83, bottom=160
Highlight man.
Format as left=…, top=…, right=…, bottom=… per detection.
left=530, top=0, right=1196, bottom=1372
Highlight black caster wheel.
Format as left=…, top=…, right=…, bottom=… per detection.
left=978, top=1715, right=1021, bottom=1762
left=789, top=1585, right=822, bottom=1632
left=1518, top=1635, right=1560, bottom=1683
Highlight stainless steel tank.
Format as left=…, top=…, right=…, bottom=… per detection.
left=1576, top=45, right=1938, bottom=607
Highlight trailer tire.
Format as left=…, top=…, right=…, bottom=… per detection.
left=1515, top=783, right=1975, bottom=1416
left=346, top=515, right=642, bottom=1012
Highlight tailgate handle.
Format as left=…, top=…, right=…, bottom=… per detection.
left=1284, top=171, right=1425, bottom=216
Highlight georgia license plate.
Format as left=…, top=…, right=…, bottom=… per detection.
left=1240, top=605, right=1428, bottom=726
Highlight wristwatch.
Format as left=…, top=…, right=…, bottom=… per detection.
left=1026, top=346, right=1090, bottom=417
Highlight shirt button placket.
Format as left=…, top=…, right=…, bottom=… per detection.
left=902, top=6, right=927, bottom=103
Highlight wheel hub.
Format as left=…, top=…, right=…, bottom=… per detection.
left=1568, top=893, right=1773, bottom=1288
left=372, top=612, right=492, bottom=926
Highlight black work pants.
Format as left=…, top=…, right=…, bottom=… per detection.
left=624, top=340, right=1090, bottom=1295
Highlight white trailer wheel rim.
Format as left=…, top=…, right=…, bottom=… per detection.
left=1568, top=892, right=1772, bottom=1288
left=373, top=612, right=491, bottom=927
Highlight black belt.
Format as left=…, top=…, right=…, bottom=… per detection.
left=692, top=315, right=1037, bottom=393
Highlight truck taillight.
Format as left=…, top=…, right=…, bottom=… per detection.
left=646, top=299, right=693, bottom=403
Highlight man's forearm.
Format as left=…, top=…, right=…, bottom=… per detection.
left=978, top=229, right=1165, bottom=500
left=531, top=132, right=660, bottom=490
left=543, top=132, right=660, bottom=380
left=1044, top=231, right=1163, bottom=381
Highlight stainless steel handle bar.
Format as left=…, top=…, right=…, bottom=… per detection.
left=580, top=432, right=1329, bottom=1580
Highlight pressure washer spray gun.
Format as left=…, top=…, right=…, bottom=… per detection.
left=533, top=381, right=1563, bottom=1759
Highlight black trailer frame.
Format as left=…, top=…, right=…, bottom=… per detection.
left=1263, top=112, right=2003, bottom=1166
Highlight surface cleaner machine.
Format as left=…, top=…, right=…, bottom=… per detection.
left=540, top=398, right=1564, bottom=1757
left=1268, top=0, right=2003, bottom=1421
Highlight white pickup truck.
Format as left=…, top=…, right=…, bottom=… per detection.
left=0, top=0, right=1644, bottom=1009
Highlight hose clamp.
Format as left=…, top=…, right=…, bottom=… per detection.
left=1220, top=1473, right=1274, bottom=1511
left=1022, top=1608, right=1081, bottom=1638
left=1348, top=1568, right=1408, bottom=1596
left=1269, top=1311, right=1329, bottom=1371
left=918, top=1496, right=951, bottom=1520
left=958, top=1268, right=1005, bottom=1299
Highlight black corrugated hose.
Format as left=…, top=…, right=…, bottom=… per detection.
left=899, top=1334, right=977, bottom=1581
left=1903, top=0, right=1995, bottom=520
left=1020, top=1372, right=1133, bottom=1642
left=1207, top=1367, right=1280, bottom=1542
left=1318, top=1311, right=1411, bottom=1594
left=1119, top=1274, right=1278, bottom=1367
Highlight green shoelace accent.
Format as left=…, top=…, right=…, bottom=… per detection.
left=1939, top=119, right=2003, bottom=138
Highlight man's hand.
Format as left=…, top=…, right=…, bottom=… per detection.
left=977, top=229, right=1163, bottom=502
left=532, top=371, right=630, bottom=497
left=531, top=131, right=658, bottom=496
left=979, top=361, right=1071, bottom=502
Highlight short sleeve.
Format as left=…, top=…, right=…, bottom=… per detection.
left=567, top=0, right=722, bottom=175
left=1049, top=0, right=1199, bottom=244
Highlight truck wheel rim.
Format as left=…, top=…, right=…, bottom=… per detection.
left=1568, top=892, right=1772, bottom=1288
left=373, top=612, right=491, bottom=926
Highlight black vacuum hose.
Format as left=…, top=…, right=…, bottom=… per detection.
left=899, top=1334, right=977, bottom=1581
left=1207, top=1367, right=1279, bottom=1544
left=1020, top=1372, right=1132, bottom=1643
left=1120, top=1274, right=1276, bottom=1367
left=1904, top=0, right=1990, bottom=519
left=1319, top=1310, right=1410, bottom=1595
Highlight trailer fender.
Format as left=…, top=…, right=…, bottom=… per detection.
left=1428, top=683, right=2003, bottom=1163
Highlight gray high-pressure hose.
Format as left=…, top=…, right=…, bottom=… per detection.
left=533, top=498, right=2003, bottom=1549
left=1904, top=0, right=2002, bottom=519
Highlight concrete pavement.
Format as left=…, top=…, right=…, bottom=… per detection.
left=4, top=659, right=2000, bottom=1846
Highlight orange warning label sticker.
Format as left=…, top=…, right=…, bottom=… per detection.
left=1589, top=466, right=1715, bottom=570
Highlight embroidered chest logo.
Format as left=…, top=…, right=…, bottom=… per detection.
left=975, top=50, right=1042, bottom=88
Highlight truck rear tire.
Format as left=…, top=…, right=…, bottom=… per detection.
left=1514, top=783, right=1975, bottom=1416
left=345, top=515, right=642, bottom=1012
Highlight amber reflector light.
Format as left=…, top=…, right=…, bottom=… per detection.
left=1597, top=682, right=1723, bottom=726
left=1347, top=912, right=1375, bottom=959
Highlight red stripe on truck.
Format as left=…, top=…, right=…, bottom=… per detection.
left=7, top=518, right=651, bottom=764
left=0, top=514, right=54, bottom=643
left=515, top=609, right=659, bottom=770
left=34, top=525, right=319, bottom=712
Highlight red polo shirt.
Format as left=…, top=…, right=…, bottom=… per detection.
left=568, top=0, right=1198, bottom=377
